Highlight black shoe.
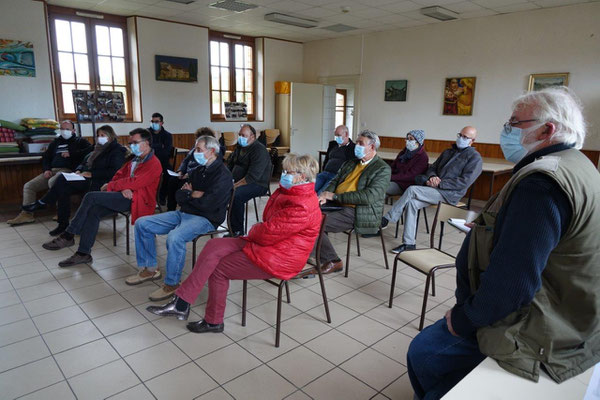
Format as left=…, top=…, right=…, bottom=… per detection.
left=224, top=231, right=243, bottom=238
left=187, top=320, right=224, bottom=334
left=146, top=296, right=190, bottom=321
left=381, top=217, right=389, bottom=229
left=49, top=224, right=68, bottom=236
left=391, top=244, right=416, bottom=254
left=362, top=231, right=381, bottom=238
left=22, top=200, right=46, bottom=212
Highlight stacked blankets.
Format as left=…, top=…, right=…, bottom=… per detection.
left=21, top=118, right=60, bottom=144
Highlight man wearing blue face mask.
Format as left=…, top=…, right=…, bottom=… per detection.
left=314, top=125, right=355, bottom=194
left=383, top=126, right=482, bottom=254
left=225, top=124, right=272, bottom=237
left=149, top=112, right=173, bottom=205
left=125, top=135, right=233, bottom=301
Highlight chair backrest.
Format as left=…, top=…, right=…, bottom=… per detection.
left=314, top=213, right=328, bottom=263
left=222, top=131, right=237, bottom=147
left=429, top=202, right=477, bottom=248
left=264, top=129, right=280, bottom=145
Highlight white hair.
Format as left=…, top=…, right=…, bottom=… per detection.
left=196, top=135, right=220, bottom=154
left=513, top=87, right=586, bottom=149
left=359, top=129, right=381, bottom=149
left=335, top=125, right=349, bottom=136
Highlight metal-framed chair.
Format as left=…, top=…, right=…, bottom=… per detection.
left=343, top=223, right=389, bottom=278
left=112, top=211, right=131, bottom=255
left=191, top=187, right=236, bottom=265
left=244, top=164, right=275, bottom=233
left=388, top=202, right=476, bottom=331
left=241, top=213, right=331, bottom=347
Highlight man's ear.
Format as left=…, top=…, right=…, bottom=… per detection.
left=542, top=122, right=556, bottom=139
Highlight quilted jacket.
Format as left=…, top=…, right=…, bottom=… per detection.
left=243, top=182, right=321, bottom=280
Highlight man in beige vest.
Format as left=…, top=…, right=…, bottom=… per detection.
left=407, top=87, right=600, bottom=399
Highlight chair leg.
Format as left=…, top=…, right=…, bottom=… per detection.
left=276, top=281, right=284, bottom=348
left=253, top=198, right=259, bottom=222
left=125, top=215, right=130, bottom=255
left=345, top=231, right=352, bottom=278
left=419, top=273, right=433, bottom=331
left=389, top=256, right=400, bottom=308
left=423, top=207, right=429, bottom=234
left=112, top=214, right=117, bottom=247
left=315, top=260, right=332, bottom=323
left=355, top=231, right=361, bottom=257
left=284, top=281, right=291, bottom=303
left=395, top=220, right=400, bottom=239
left=438, top=222, right=445, bottom=250
left=244, top=202, right=248, bottom=234
left=241, top=280, right=248, bottom=327
left=431, top=273, right=436, bottom=297
left=415, top=210, right=420, bottom=241
left=192, top=239, right=197, bottom=267
left=379, top=232, right=389, bottom=270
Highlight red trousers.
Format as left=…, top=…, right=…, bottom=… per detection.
left=175, top=237, right=273, bottom=324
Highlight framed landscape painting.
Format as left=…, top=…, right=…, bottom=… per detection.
left=384, top=80, right=407, bottom=101
left=155, top=55, right=198, bottom=82
left=443, top=77, right=476, bottom=116
left=528, top=73, right=569, bottom=91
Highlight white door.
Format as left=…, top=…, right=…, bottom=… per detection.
left=290, top=82, right=325, bottom=161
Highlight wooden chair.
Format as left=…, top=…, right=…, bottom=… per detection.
left=264, top=129, right=280, bottom=146
left=191, top=187, right=236, bottom=265
left=222, top=131, right=237, bottom=148
left=388, top=202, right=476, bottom=331
left=343, top=223, right=389, bottom=278
left=241, top=214, right=332, bottom=347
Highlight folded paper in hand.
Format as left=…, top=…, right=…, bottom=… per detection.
left=62, top=172, right=86, bottom=181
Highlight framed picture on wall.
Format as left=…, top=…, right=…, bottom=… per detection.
left=0, top=39, right=35, bottom=77
left=443, top=77, right=476, bottom=116
left=155, top=55, right=198, bottom=82
left=528, top=73, right=569, bottom=91
left=384, top=80, right=407, bottom=101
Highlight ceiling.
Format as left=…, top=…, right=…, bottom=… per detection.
left=45, top=0, right=594, bottom=42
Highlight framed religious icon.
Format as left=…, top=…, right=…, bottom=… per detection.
left=443, top=77, right=476, bottom=116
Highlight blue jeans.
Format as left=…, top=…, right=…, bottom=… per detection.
left=134, top=211, right=214, bottom=285
left=407, top=318, right=485, bottom=400
left=314, top=171, right=336, bottom=194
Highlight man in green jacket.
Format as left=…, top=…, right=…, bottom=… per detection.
left=297, top=130, right=391, bottom=277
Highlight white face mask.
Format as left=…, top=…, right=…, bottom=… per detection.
left=406, top=139, right=419, bottom=151
left=97, top=136, right=109, bottom=145
left=60, top=129, right=72, bottom=139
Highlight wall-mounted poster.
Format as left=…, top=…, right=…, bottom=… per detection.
left=155, top=55, right=198, bottom=82
left=0, top=39, right=35, bottom=77
left=528, top=73, right=569, bottom=91
left=224, top=102, right=248, bottom=121
left=72, top=90, right=125, bottom=122
left=443, top=77, right=476, bottom=116
left=385, top=80, right=407, bottom=101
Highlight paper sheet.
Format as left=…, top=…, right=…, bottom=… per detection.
left=62, top=172, right=86, bottom=181
left=584, top=363, right=600, bottom=400
left=167, top=169, right=179, bottom=177
left=448, top=218, right=470, bottom=233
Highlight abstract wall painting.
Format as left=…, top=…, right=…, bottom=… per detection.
left=0, top=39, right=36, bottom=77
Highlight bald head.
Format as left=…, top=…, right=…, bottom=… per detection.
left=460, top=126, right=477, bottom=141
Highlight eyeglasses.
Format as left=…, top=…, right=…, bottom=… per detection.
left=456, top=133, right=473, bottom=140
left=503, top=119, right=539, bottom=133
left=282, top=170, right=299, bottom=175
left=130, top=139, right=146, bottom=145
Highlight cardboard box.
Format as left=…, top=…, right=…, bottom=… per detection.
left=25, top=143, right=49, bottom=153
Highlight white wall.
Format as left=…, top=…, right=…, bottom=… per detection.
left=0, top=1, right=304, bottom=138
left=303, top=3, right=600, bottom=150
left=0, top=0, right=56, bottom=121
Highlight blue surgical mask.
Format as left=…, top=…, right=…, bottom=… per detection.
left=194, top=151, right=208, bottom=166
left=97, top=136, right=108, bottom=146
left=280, top=173, right=294, bottom=189
left=354, top=145, right=366, bottom=159
left=151, top=122, right=160, bottom=131
left=130, top=143, right=143, bottom=157
left=456, top=136, right=471, bottom=149
left=500, top=127, right=527, bottom=164
left=335, top=136, right=344, bottom=145
left=238, top=136, right=248, bottom=147
left=406, top=139, right=419, bottom=152
left=60, top=130, right=72, bottom=139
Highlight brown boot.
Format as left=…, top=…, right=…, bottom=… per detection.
left=149, top=283, right=180, bottom=302
left=7, top=211, right=34, bottom=225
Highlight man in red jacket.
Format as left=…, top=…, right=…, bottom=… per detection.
left=42, top=128, right=162, bottom=267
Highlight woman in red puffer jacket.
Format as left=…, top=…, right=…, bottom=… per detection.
left=146, top=154, right=321, bottom=334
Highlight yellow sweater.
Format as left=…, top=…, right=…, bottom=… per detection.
left=335, top=163, right=367, bottom=206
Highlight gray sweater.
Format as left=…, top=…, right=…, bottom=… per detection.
left=415, top=145, right=482, bottom=204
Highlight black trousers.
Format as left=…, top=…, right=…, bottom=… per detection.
left=230, top=183, right=268, bottom=234
left=41, top=174, right=90, bottom=226
left=166, top=175, right=186, bottom=211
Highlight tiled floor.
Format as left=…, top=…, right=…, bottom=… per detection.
left=0, top=196, right=474, bottom=400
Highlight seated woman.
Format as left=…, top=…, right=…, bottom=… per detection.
left=147, top=153, right=322, bottom=333
left=23, top=125, right=126, bottom=236
left=387, top=129, right=429, bottom=196
left=166, top=127, right=226, bottom=210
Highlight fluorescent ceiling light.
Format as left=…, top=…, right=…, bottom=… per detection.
left=75, top=11, right=104, bottom=19
left=420, top=6, right=459, bottom=21
left=264, top=13, right=318, bottom=28
left=209, top=0, right=258, bottom=13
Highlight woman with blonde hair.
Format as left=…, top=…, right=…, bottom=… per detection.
left=147, top=153, right=322, bottom=333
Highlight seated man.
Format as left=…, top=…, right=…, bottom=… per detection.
left=42, top=128, right=162, bottom=267
left=125, top=135, right=233, bottom=301
left=315, top=125, right=355, bottom=194
left=226, top=124, right=272, bottom=237
left=7, top=120, right=92, bottom=225
left=386, top=129, right=429, bottom=196
left=407, top=88, right=600, bottom=399
left=383, top=126, right=482, bottom=254
left=296, top=130, right=390, bottom=277
left=148, top=112, right=173, bottom=205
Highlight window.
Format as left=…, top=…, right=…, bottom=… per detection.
left=48, top=6, right=132, bottom=121
left=209, top=31, right=255, bottom=121
left=335, top=89, right=347, bottom=127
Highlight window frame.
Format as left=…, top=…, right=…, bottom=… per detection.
left=48, top=5, right=134, bottom=122
left=335, top=89, right=348, bottom=127
left=209, top=31, right=256, bottom=122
